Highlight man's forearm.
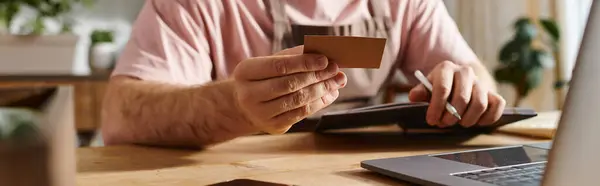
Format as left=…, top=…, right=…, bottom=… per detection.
left=101, top=76, right=257, bottom=148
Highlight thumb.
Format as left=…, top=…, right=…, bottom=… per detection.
left=273, top=45, right=304, bottom=56
left=408, top=84, right=430, bottom=102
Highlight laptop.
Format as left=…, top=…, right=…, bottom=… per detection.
left=360, top=1, right=600, bottom=186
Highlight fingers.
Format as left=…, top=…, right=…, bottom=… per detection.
left=234, top=54, right=328, bottom=81
left=233, top=45, right=350, bottom=135
left=477, top=92, right=506, bottom=126
left=419, top=61, right=506, bottom=128
left=440, top=67, right=474, bottom=127
left=264, top=90, right=340, bottom=134
left=245, top=62, right=340, bottom=101
left=408, top=84, right=430, bottom=102
left=458, top=82, right=488, bottom=127
left=262, top=72, right=346, bottom=118
left=426, top=62, right=456, bottom=125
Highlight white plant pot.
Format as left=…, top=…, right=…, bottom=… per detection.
left=89, top=43, right=117, bottom=70
left=0, top=34, right=80, bottom=75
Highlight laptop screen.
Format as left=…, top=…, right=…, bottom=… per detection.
left=432, top=146, right=548, bottom=168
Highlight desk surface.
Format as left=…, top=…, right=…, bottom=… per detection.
left=0, top=73, right=110, bottom=88
left=76, top=114, right=556, bottom=186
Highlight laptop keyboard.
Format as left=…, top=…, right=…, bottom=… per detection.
left=454, top=162, right=546, bottom=186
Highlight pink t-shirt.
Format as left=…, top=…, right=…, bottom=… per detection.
left=113, top=0, right=478, bottom=100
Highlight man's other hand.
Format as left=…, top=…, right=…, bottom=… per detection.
left=233, top=46, right=347, bottom=134
left=408, top=61, right=506, bottom=128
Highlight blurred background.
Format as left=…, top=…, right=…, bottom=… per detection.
left=0, top=0, right=592, bottom=149
left=444, top=0, right=591, bottom=112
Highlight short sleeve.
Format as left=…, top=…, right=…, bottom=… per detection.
left=399, top=0, right=479, bottom=83
left=112, top=0, right=213, bottom=85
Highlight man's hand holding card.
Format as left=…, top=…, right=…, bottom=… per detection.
left=234, top=35, right=386, bottom=134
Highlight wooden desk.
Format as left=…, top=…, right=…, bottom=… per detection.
left=0, top=74, right=109, bottom=88
left=0, top=74, right=110, bottom=141
left=76, top=113, right=554, bottom=186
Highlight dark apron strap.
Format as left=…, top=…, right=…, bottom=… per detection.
left=368, top=0, right=392, bottom=38
left=366, top=0, right=406, bottom=94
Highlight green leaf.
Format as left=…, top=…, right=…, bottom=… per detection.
left=540, top=18, right=560, bottom=42
left=515, top=23, right=537, bottom=41
left=498, top=38, right=531, bottom=65
left=23, top=0, right=41, bottom=7
left=0, top=0, right=96, bottom=33
left=494, top=66, right=526, bottom=85
left=495, top=65, right=541, bottom=97
left=494, top=67, right=513, bottom=83
left=529, top=49, right=542, bottom=68
left=31, top=15, right=45, bottom=35
left=0, top=5, right=6, bottom=28
left=499, top=40, right=519, bottom=64
left=532, top=49, right=554, bottom=68
left=90, top=29, right=114, bottom=44
left=62, top=0, right=71, bottom=6
left=514, top=17, right=531, bottom=30
left=81, top=0, right=95, bottom=8
left=0, top=108, right=41, bottom=142
left=5, top=2, right=19, bottom=30
left=522, top=68, right=544, bottom=96
left=61, top=22, right=72, bottom=33
left=516, top=46, right=534, bottom=70
left=9, top=121, right=39, bottom=140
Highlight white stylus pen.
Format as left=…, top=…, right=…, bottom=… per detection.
left=414, top=70, right=462, bottom=120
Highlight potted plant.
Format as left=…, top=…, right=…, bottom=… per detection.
left=89, top=29, right=116, bottom=73
left=0, top=0, right=94, bottom=75
left=494, top=17, right=561, bottom=106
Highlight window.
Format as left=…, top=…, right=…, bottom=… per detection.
left=556, top=0, right=592, bottom=80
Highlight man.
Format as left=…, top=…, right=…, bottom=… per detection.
left=101, top=0, right=506, bottom=148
